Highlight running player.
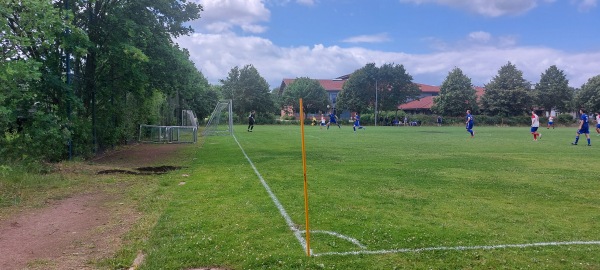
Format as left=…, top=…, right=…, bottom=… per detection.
left=465, top=109, right=474, bottom=138
left=572, top=109, right=591, bottom=146
left=353, top=112, right=365, bottom=133
left=531, top=110, right=541, bottom=141
left=326, top=110, right=341, bottom=129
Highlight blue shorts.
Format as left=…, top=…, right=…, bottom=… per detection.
left=531, top=127, right=539, bottom=133
left=466, top=124, right=473, bottom=130
left=578, top=127, right=590, bottom=134
left=329, top=119, right=337, bottom=124
left=596, top=124, right=600, bottom=129
left=548, top=121, right=553, bottom=125
left=354, top=121, right=360, bottom=127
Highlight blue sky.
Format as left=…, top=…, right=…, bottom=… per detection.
left=175, top=0, right=600, bottom=89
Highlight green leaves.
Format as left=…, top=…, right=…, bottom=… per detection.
left=282, top=77, right=329, bottom=114
left=432, top=67, right=478, bottom=116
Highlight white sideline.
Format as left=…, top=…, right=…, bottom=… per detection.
left=313, top=241, right=600, bottom=257
left=233, top=134, right=367, bottom=255
left=233, top=134, right=311, bottom=254
left=233, top=134, right=600, bottom=257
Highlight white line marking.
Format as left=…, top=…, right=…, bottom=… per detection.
left=233, top=134, right=311, bottom=255
left=313, top=241, right=600, bottom=257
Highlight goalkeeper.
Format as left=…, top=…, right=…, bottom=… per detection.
left=248, top=110, right=255, bottom=132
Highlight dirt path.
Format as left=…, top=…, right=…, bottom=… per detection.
left=0, top=143, right=185, bottom=270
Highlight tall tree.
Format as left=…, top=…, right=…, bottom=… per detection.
left=337, top=63, right=420, bottom=113
left=220, top=65, right=274, bottom=119
left=573, top=75, right=600, bottom=113
left=534, top=65, right=573, bottom=114
left=281, top=77, right=329, bottom=114
left=432, top=67, right=478, bottom=116
left=481, top=62, right=532, bottom=116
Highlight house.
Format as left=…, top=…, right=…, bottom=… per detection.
left=398, top=85, right=485, bottom=114
left=279, top=76, right=485, bottom=116
left=279, top=76, right=347, bottom=117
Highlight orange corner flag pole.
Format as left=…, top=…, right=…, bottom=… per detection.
left=299, top=99, right=311, bottom=256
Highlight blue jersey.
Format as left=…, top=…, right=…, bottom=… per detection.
left=354, top=115, right=361, bottom=126
left=581, top=113, right=589, bottom=129
left=329, top=113, right=337, bottom=123
left=466, top=114, right=474, bottom=128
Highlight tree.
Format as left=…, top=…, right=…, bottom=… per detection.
left=432, top=67, right=478, bottom=116
left=481, top=62, right=532, bottom=116
left=573, top=75, right=600, bottom=113
left=534, top=65, right=573, bottom=114
left=281, top=77, right=329, bottom=114
left=220, top=65, right=274, bottom=119
left=337, top=63, right=420, bottom=113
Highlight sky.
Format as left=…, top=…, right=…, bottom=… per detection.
left=174, top=0, right=600, bottom=89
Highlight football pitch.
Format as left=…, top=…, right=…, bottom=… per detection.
left=143, top=125, right=600, bottom=269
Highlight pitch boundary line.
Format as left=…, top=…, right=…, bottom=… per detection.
left=312, top=241, right=600, bottom=257
left=234, top=134, right=368, bottom=255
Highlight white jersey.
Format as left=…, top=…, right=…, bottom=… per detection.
left=531, top=113, right=539, bottom=127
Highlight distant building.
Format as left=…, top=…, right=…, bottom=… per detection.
left=399, top=85, right=485, bottom=114
left=279, top=76, right=485, bottom=117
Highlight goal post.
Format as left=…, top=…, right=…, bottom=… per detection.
left=202, top=100, right=233, bottom=136
left=138, top=110, right=199, bottom=143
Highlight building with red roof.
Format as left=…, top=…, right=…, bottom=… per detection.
left=279, top=76, right=485, bottom=116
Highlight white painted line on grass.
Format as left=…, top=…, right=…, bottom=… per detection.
left=233, top=134, right=367, bottom=255
left=312, top=240, right=600, bottom=257
left=233, top=134, right=311, bottom=255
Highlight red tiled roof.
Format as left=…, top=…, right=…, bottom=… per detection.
left=416, top=83, right=440, bottom=93
left=398, top=96, right=435, bottom=110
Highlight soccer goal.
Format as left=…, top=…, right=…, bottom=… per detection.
left=138, top=110, right=198, bottom=143
left=202, top=100, right=233, bottom=136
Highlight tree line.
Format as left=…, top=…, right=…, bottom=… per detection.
left=3, top=1, right=600, bottom=165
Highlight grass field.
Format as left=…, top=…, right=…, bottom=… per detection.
left=138, top=124, right=600, bottom=269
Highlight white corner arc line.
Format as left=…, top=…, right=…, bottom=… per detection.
left=312, top=241, right=600, bottom=257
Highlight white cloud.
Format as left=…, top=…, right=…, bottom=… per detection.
left=192, top=0, right=270, bottom=33
left=399, top=0, right=552, bottom=17
left=296, top=0, right=317, bottom=6
left=342, top=33, right=392, bottom=43
left=175, top=32, right=600, bottom=89
left=573, top=0, right=598, bottom=11
left=468, top=31, right=492, bottom=43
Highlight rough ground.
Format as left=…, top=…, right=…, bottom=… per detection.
left=0, top=143, right=185, bottom=270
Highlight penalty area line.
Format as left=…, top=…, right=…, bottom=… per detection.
left=312, top=240, right=600, bottom=257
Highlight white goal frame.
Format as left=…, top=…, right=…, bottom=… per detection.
left=202, top=100, right=233, bottom=136
left=138, top=110, right=198, bottom=143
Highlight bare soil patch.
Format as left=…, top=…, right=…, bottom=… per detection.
left=0, top=143, right=186, bottom=269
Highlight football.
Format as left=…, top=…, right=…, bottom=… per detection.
left=327, top=105, right=331, bottom=109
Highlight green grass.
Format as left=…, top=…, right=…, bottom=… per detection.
left=138, top=125, right=600, bottom=269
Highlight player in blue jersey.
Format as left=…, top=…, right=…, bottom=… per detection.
left=353, top=112, right=365, bottom=133
left=465, top=109, right=474, bottom=138
left=572, top=109, right=591, bottom=146
left=326, top=110, right=341, bottom=129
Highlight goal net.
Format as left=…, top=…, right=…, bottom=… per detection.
left=202, top=100, right=233, bottom=136
left=138, top=110, right=198, bottom=143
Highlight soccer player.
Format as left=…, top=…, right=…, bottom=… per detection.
left=320, top=114, right=326, bottom=130
left=572, top=109, right=591, bottom=146
left=247, top=110, right=255, bottom=132
left=326, top=110, right=341, bottom=129
left=596, top=112, right=600, bottom=136
left=465, top=109, right=474, bottom=138
left=353, top=112, right=365, bottom=133
left=547, top=115, right=555, bottom=129
left=531, top=110, right=541, bottom=141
